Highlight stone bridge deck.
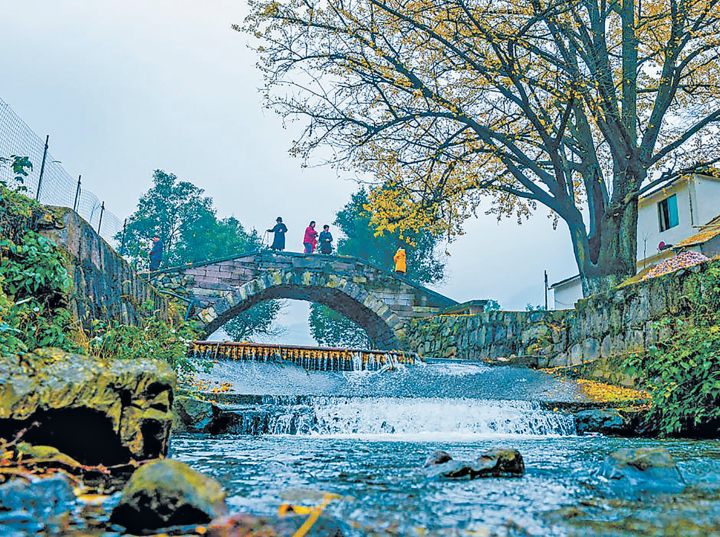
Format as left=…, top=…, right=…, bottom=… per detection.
left=153, top=250, right=457, bottom=349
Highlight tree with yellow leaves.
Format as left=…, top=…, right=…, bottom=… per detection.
left=240, top=0, right=720, bottom=295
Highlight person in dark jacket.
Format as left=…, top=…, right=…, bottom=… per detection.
left=267, top=217, right=288, bottom=251
left=319, top=225, right=333, bottom=255
left=149, top=236, right=164, bottom=271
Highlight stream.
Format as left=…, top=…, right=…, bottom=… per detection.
left=172, top=360, right=720, bottom=535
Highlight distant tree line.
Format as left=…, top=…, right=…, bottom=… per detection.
left=119, top=170, right=284, bottom=342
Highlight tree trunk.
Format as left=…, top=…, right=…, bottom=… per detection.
left=570, top=200, right=639, bottom=298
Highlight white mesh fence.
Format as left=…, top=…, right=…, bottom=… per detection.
left=0, top=97, right=123, bottom=247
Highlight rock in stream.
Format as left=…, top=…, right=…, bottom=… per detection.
left=0, top=348, right=175, bottom=467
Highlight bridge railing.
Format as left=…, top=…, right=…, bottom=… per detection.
left=189, top=341, right=420, bottom=372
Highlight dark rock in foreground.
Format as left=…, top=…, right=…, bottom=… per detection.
left=423, top=450, right=453, bottom=467
left=424, top=448, right=525, bottom=480
left=173, top=395, right=215, bottom=433
left=0, top=349, right=175, bottom=466
left=598, top=447, right=686, bottom=495
left=207, top=512, right=345, bottom=537
left=110, top=459, right=228, bottom=533
left=477, top=448, right=525, bottom=476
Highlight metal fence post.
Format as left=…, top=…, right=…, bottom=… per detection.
left=120, top=219, right=128, bottom=255
left=72, top=175, right=81, bottom=212
left=35, top=134, right=49, bottom=201
left=97, top=201, right=105, bottom=235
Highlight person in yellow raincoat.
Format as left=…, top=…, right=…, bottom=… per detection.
left=393, top=247, right=406, bottom=276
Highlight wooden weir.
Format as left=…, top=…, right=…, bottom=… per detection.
left=189, top=341, right=420, bottom=372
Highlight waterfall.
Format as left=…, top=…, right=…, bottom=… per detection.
left=190, top=341, right=417, bottom=371
left=216, top=396, right=576, bottom=438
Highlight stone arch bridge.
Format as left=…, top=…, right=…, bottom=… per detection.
left=152, top=250, right=456, bottom=349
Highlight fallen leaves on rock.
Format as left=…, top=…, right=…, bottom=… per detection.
left=184, top=374, right=233, bottom=394
left=543, top=368, right=650, bottom=404
left=642, top=251, right=709, bottom=281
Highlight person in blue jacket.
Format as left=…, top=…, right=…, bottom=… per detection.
left=149, top=236, right=164, bottom=271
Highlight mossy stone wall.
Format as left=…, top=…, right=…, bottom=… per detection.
left=405, top=258, right=720, bottom=367
left=41, top=207, right=168, bottom=326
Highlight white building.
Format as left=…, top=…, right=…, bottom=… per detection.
left=550, top=172, right=720, bottom=310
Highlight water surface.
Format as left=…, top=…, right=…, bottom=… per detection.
left=177, top=360, right=720, bottom=535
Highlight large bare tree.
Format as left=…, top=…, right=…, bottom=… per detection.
left=241, top=0, right=720, bottom=294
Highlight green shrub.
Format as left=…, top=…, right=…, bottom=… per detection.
left=86, top=300, right=201, bottom=376
left=0, top=168, right=202, bottom=377
left=624, top=264, right=720, bottom=436
left=0, top=170, right=78, bottom=355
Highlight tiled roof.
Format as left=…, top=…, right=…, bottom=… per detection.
left=674, top=215, right=720, bottom=248
left=640, top=170, right=720, bottom=200
left=641, top=250, right=709, bottom=281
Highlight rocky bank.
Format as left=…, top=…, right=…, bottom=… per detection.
left=0, top=348, right=175, bottom=467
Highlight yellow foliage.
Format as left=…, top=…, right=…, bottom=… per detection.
left=242, top=0, right=720, bottom=251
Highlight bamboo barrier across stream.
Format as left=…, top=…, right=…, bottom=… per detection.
left=189, top=341, right=420, bottom=372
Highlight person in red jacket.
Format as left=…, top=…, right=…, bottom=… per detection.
left=303, top=221, right=318, bottom=254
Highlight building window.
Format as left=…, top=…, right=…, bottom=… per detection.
left=658, top=194, right=679, bottom=232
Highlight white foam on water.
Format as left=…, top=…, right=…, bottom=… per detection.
left=242, top=396, right=576, bottom=437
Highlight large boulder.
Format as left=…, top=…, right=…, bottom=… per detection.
left=110, top=459, right=228, bottom=532
left=0, top=348, right=175, bottom=466
left=598, top=447, right=686, bottom=495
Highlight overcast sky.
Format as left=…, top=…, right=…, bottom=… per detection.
left=0, top=0, right=578, bottom=344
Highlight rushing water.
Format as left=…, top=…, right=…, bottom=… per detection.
left=175, top=359, right=720, bottom=535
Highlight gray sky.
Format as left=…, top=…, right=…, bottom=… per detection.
left=0, top=0, right=578, bottom=343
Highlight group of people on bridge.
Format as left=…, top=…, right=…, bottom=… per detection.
left=267, top=217, right=406, bottom=276
left=267, top=217, right=334, bottom=255
left=145, top=218, right=407, bottom=276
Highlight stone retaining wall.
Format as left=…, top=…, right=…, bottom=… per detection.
left=41, top=207, right=169, bottom=326
left=405, top=258, right=719, bottom=367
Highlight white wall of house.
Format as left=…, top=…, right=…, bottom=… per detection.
left=694, top=177, right=720, bottom=225
left=552, top=279, right=583, bottom=310
left=551, top=174, right=720, bottom=310
left=636, top=179, right=695, bottom=261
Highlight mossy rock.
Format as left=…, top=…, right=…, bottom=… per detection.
left=173, top=395, right=215, bottom=433
left=0, top=349, right=174, bottom=466
left=599, top=447, right=685, bottom=495
left=16, top=442, right=81, bottom=468
left=110, top=459, right=228, bottom=532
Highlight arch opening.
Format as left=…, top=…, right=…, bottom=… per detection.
left=201, top=283, right=401, bottom=350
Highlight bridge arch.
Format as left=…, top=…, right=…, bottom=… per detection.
left=153, top=250, right=456, bottom=350
left=197, top=270, right=404, bottom=349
